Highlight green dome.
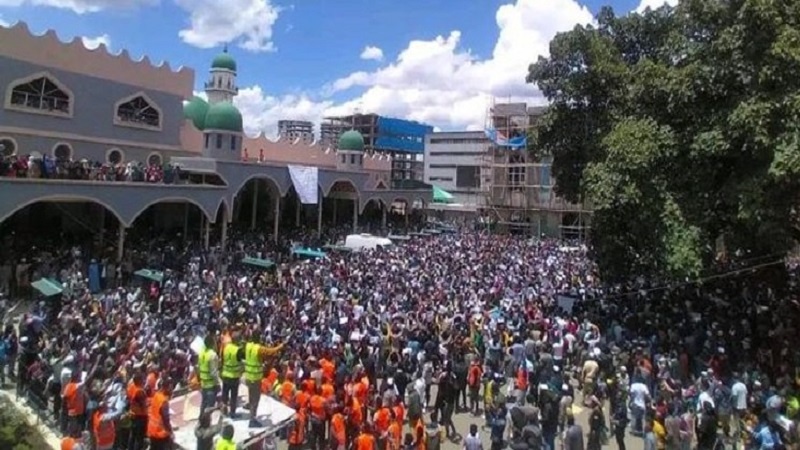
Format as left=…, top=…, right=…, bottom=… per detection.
left=211, top=51, right=237, bottom=72
left=183, top=96, right=209, bottom=130
left=204, top=101, right=243, bottom=132
left=338, top=130, right=365, bottom=152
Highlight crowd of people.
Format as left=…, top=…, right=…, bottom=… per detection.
left=1, top=222, right=799, bottom=450
left=0, top=154, right=181, bottom=183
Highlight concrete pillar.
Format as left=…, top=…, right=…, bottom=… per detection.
left=273, top=195, right=281, bottom=243
left=221, top=217, right=228, bottom=250
left=332, top=199, right=338, bottom=225
left=295, top=199, right=301, bottom=227
left=317, top=195, right=323, bottom=238
left=116, top=223, right=125, bottom=262
left=405, top=206, right=410, bottom=228
left=250, top=180, right=259, bottom=230
left=98, top=207, right=106, bottom=248
left=183, top=203, right=189, bottom=243
left=381, top=204, right=387, bottom=231
left=203, top=218, right=210, bottom=250
left=352, top=198, right=359, bottom=232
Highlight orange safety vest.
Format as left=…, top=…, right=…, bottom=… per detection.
left=321, top=382, right=335, bottom=400
left=281, top=381, right=296, bottom=404
left=350, top=398, right=363, bottom=426
left=355, top=432, right=376, bottom=450
left=388, top=421, right=403, bottom=450
left=516, top=367, right=528, bottom=391
left=61, top=436, right=77, bottom=450
left=93, top=410, right=116, bottom=449
left=288, top=410, right=306, bottom=445
left=302, top=378, right=316, bottom=395
left=414, top=419, right=426, bottom=450
left=310, top=394, right=326, bottom=420
left=296, top=391, right=310, bottom=413
left=146, top=391, right=170, bottom=439
left=374, top=407, right=391, bottom=434
left=320, top=359, right=335, bottom=382
left=127, top=382, right=147, bottom=417
left=331, top=413, right=347, bottom=445
left=468, top=365, right=482, bottom=387
left=64, top=382, right=85, bottom=417
left=263, top=368, right=279, bottom=394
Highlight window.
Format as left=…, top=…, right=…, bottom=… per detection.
left=429, top=151, right=483, bottom=156
left=230, top=136, right=237, bottom=150
left=205, top=134, right=210, bottom=148
left=147, top=152, right=162, bottom=166
left=350, top=154, right=356, bottom=164
left=53, top=143, right=72, bottom=162
left=0, top=137, right=16, bottom=156
left=107, top=148, right=124, bottom=164
left=114, top=93, right=162, bottom=129
left=429, top=164, right=457, bottom=169
left=7, top=73, right=72, bottom=116
left=340, top=154, right=346, bottom=164
left=429, top=176, right=453, bottom=182
left=216, top=134, right=222, bottom=149
left=429, top=138, right=488, bottom=145
left=456, top=165, right=481, bottom=188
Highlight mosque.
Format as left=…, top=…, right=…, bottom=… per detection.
left=0, top=22, right=431, bottom=256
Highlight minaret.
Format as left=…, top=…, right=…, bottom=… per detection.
left=205, top=45, right=239, bottom=104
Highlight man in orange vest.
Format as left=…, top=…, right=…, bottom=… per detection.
left=355, top=424, right=378, bottom=450
left=288, top=399, right=307, bottom=450
left=60, top=430, right=90, bottom=450
left=467, top=359, right=483, bottom=415
left=126, top=372, right=149, bottom=450
left=308, top=386, right=328, bottom=450
left=92, top=401, right=120, bottom=450
left=62, top=360, right=99, bottom=437
left=330, top=406, right=347, bottom=450
left=147, top=378, right=174, bottom=450
left=373, top=398, right=391, bottom=450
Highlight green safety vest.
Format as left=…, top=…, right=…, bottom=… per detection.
left=216, top=438, right=236, bottom=450
left=244, top=343, right=262, bottom=382
left=198, top=349, right=217, bottom=389
left=221, top=343, right=242, bottom=379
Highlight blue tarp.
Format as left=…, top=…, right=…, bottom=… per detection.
left=375, top=116, right=433, bottom=154
left=484, top=127, right=527, bottom=150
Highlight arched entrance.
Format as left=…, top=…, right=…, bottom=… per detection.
left=0, top=197, right=124, bottom=294
left=232, top=175, right=282, bottom=238
left=360, top=198, right=386, bottom=233
left=129, top=198, right=211, bottom=246
left=327, top=180, right=360, bottom=233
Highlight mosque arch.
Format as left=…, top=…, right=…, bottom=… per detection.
left=0, top=194, right=125, bottom=227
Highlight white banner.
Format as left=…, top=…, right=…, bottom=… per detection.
left=288, top=165, right=319, bottom=204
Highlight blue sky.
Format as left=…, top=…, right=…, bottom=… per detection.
left=0, top=0, right=670, bottom=137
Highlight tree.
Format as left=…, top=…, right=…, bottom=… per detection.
left=0, top=397, right=52, bottom=450
left=527, top=0, right=800, bottom=282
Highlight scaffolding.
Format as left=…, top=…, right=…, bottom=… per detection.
left=482, top=101, right=592, bottom=238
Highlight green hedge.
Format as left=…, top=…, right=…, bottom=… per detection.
left=0, top=397, right=53, bottom=450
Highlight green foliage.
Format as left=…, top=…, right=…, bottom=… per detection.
left=528, top=0, right=800, bottom=281
left=0, top=397, right=52, bottom=450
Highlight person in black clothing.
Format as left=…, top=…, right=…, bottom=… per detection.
left=611, top=397, right=629, bottom=450
left=696, top=402, right=719, bottom=450
left=436, top=363, right=457, bottom=437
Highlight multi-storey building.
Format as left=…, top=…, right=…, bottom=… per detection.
left=277, top=120, right=314, bottom=143
left=323, top=113, right=433, bottom=187
left=423, top=131, right=490, bottom=210
left=484, top=103, right=591, bottom=237
left=0, top=22, right=431, bottom=255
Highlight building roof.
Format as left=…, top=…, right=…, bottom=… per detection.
left=338, top=130, right=365, bottom=152
left=204, top=101, right=243, bottom=133
left=211, top=49, right=237, bottom=72
left=183, top=96, right=209, bottom=130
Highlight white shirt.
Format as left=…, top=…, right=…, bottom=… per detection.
left=697, top=391, right=715, bottom=412
left=731, top=381, right=748, bottom=410
left=630, top=382, right=650, bottom=409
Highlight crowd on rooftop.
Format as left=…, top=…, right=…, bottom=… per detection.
left=0, top=153, right=181, bottom=183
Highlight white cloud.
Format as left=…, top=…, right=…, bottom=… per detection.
left=360, top=45, right=384, bottom=61
left=81, top=33, right=110, bottom=50
left=236, top=0, right=593, bottom=135
left=174, top=0, right=280, bottom=52
left=0, top=15, right=8, bottom=26
left=635, top=0, right=677, bottom=13
left=0, top=0, right=156, bottom=14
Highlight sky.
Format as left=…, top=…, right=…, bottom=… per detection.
left=0, top=0, right=676, bottom=138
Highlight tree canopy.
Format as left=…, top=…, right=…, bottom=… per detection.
left=527, top=0, right=800, bottom=282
